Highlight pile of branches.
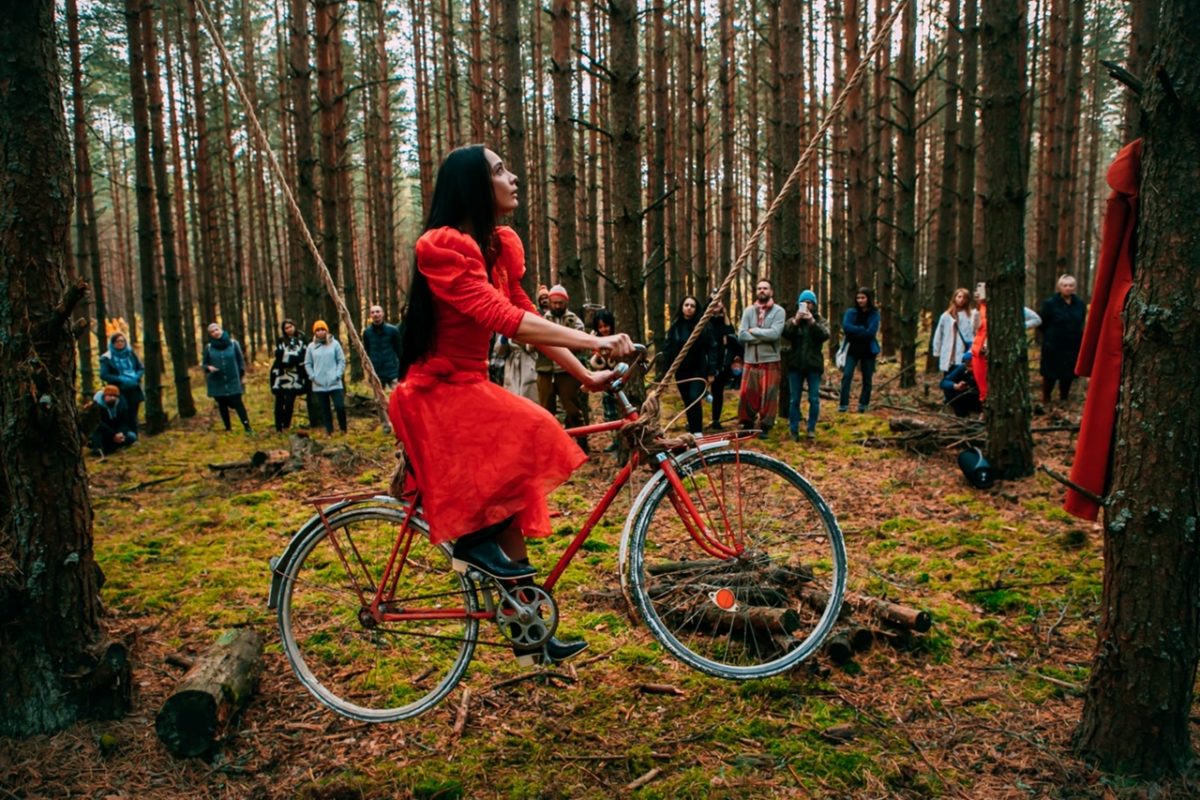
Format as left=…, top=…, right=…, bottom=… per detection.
left=207, top=433, right=366, bottom=479
left=865, top=415, right=986, bottom=453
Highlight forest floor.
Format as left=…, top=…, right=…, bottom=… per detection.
left=3, top=356, right=1199, bottom=800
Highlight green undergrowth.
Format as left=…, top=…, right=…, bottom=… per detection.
left=81, top=358, right=1110, bottom=798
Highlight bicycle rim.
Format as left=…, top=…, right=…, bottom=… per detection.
left=277, top=506, right=478, bottom=722
left=627, top=449, right=845, bottom=679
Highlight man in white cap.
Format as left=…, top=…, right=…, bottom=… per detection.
left=536, top=284, right=589, bottom=451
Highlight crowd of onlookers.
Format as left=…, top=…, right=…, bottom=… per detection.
left=86, top=274, right=1086, bottom=458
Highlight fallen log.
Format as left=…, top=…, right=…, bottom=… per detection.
left=155, top=629, right=263, bottom=758
left=665, top=601, right=801, bottom=639
left=798, top=589, right=931, bottom=632
left=848, top=626, right=874, bottom=653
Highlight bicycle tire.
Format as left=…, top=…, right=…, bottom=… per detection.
left=625, top=449, right=846, bottom=679
left=276, top=503, right=478, bottom=722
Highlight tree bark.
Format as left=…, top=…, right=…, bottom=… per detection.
left=608, top=0, right=643, bottom=338
left=66, top=0, right=99, bottom=396
left=186, top=0, right=219, bottom=327
left=930, top=0, right=960, bottom=373
left=1075, top=0, right=1200, bottom=777
left=980, top=0, right=1035, bottom=478
left=0, top=0, right=132, bottom=736
left=164, top=7, right=198, bottom=366
left=499, top=0, right=531, bottom=287
left=955, top=0, right=979, bottom=290
left=289, top=0, right=321, bottom=328
left=551, top=0, right=581, bottom=305
left=893, top=0, right=918, bottom=388
left=125, top=0, right=168, bottom=434
left=1122, top=0, right=1159, bottom=140
left=647, top=0, right=668, bottom=357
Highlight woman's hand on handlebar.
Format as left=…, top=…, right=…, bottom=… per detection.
left=582, top=369, right=618, bottom=392
left=595, top=333, right=635, bottom=359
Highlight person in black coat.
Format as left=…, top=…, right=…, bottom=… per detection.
left=940, top=352, right=983, bottom=418
left=361, top=304, right=404, bottom=386
left=270, top=318, right=309, bottom=431
left=664, top=296, right=718, bottom=435
left=706, top=300, right=741, bottom=430
left=90, top=385, right=138, bottom=455
left=1038, top=274, right=1087, bottom=405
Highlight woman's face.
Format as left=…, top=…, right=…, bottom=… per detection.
left=597, top=319, right=613, bottom=336
left=112, top=334, right=126, bottom=350
left=954, top=289, right=969, bottom=309
left=682, top=298, right=697, bottom=319
left=485, top=148, right=519, bottom=216
left=208, top=325, right=222, bottom=339
left=284, top=322, right=296, bottom=337
left=855, top=292, right=868, bottom=309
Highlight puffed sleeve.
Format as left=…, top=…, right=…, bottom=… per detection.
left=494, top=226, right=538, bottom=314
left=415, top=227, right=527, bottom=338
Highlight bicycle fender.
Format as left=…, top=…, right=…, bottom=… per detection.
left=616, top=441, right=734, bottom=611
left=267, top=495, right=408, bottom=610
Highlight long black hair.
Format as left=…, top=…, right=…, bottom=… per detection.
left=673, top=295, right=701, bottom=327
left=855, top=286, right=876, bottom=312
left=398, top=145, right=499, bottom=377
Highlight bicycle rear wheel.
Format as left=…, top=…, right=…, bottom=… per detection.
left=626, top=449, right=845, bottom=679
left=277, top=504, right=478, bottom=722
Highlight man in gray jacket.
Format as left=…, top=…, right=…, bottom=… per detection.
left=304, top=320, right=347, bottom=434
left=737, top=278, right=786, bottom=439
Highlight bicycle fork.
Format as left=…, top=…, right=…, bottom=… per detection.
left=656, top=451, right=746, bottom=560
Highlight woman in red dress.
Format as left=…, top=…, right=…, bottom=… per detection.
left=389, top=145, right=633, bottom=665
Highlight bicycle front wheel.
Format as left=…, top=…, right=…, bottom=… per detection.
left=277, top=504, right=478, bottom=722
left=626, top=449, right=846, bottom=679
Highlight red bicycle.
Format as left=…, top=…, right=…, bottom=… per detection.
left=269, top=347, right=846, bottom=722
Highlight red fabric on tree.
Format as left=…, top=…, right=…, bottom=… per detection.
left=970, top=304, right=989, bottom=402
left=1063, top=139, right=1141, bottom=521
left=388, top=226, right=586, bottom=544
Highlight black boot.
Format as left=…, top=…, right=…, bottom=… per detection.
left=451, top=527, right=536, bottom=580
left=505, top=565, right=588, bottom=667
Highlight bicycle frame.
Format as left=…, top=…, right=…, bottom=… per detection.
left=306, top=393, right=757, bottom=627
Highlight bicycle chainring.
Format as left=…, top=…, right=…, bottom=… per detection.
left=495, top=584, right=558, bottom=647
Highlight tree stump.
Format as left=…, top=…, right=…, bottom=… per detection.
left=155, top=629, right=262, bottom=757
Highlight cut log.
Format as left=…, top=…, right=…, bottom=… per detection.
left=155, top=629, right=263, bottom=758
left=848, top=626, right=874, bottom=653
left=823, top=632, right=854, bottom=664
left=665, top=600, right=801, bottom=638
left=850, top=595, right=932, bottom=632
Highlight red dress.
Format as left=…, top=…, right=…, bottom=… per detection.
left=388, top=226, right=587, bottom=545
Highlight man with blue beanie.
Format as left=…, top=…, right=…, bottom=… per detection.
left=782, top=289, right=830, bottom=440
left=940, top=350, right=982, bottom=417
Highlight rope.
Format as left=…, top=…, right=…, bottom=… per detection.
left=193, top=0, right=389, bottom=427
left=629, top=0, right=910, bottom=448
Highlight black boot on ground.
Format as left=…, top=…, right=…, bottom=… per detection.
left=505, top=567, right=589, bottom=667
left=451, top=529, right=537, bottom=580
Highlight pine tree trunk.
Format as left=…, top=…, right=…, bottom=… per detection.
left=980, top=0, right=1035, bottom=478
left=551, top=0, right=581, bottom=304
left=290, top=0, right=321, bottom=327
left=67, top=0, right=100, bottom=395
left=777, top=0, right=802, bottom=305
left=1075, top=1, right=1200, bottom=775
left=929, top=0, right=960, bottom=373
left=608, top=0, right=643, bottom=338
left=893, top=0, right=917, bottom=388
left=468, top=0, right=486, bottom=142
left=1053, top=0, right=1084, bottom=277
left=0, top=1, right=132, bottom=735
left=163, top=9, right=198, bottom=366
left=955, top=0, right=979, bottom=290
left=844, top=0, right=869, bottom=287
left=718, top=0, right=735, bottom=303
left=1122, top=0, right=1159, bottom=140
left=217, top=72, right=247, bottom=342
left=186, top=0, right=218, bottom=326
left=126, top=0, right=168, bottom=434
left=647, top=0, right=668, bottom=356
left=829, top=0, right=848, bottom=344
left=500, top=0, right=531, bottom=286
left=141, top=1, right=195, bottom=419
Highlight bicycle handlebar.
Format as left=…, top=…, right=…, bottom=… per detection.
left=605, top=343, right=647, bottom=393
